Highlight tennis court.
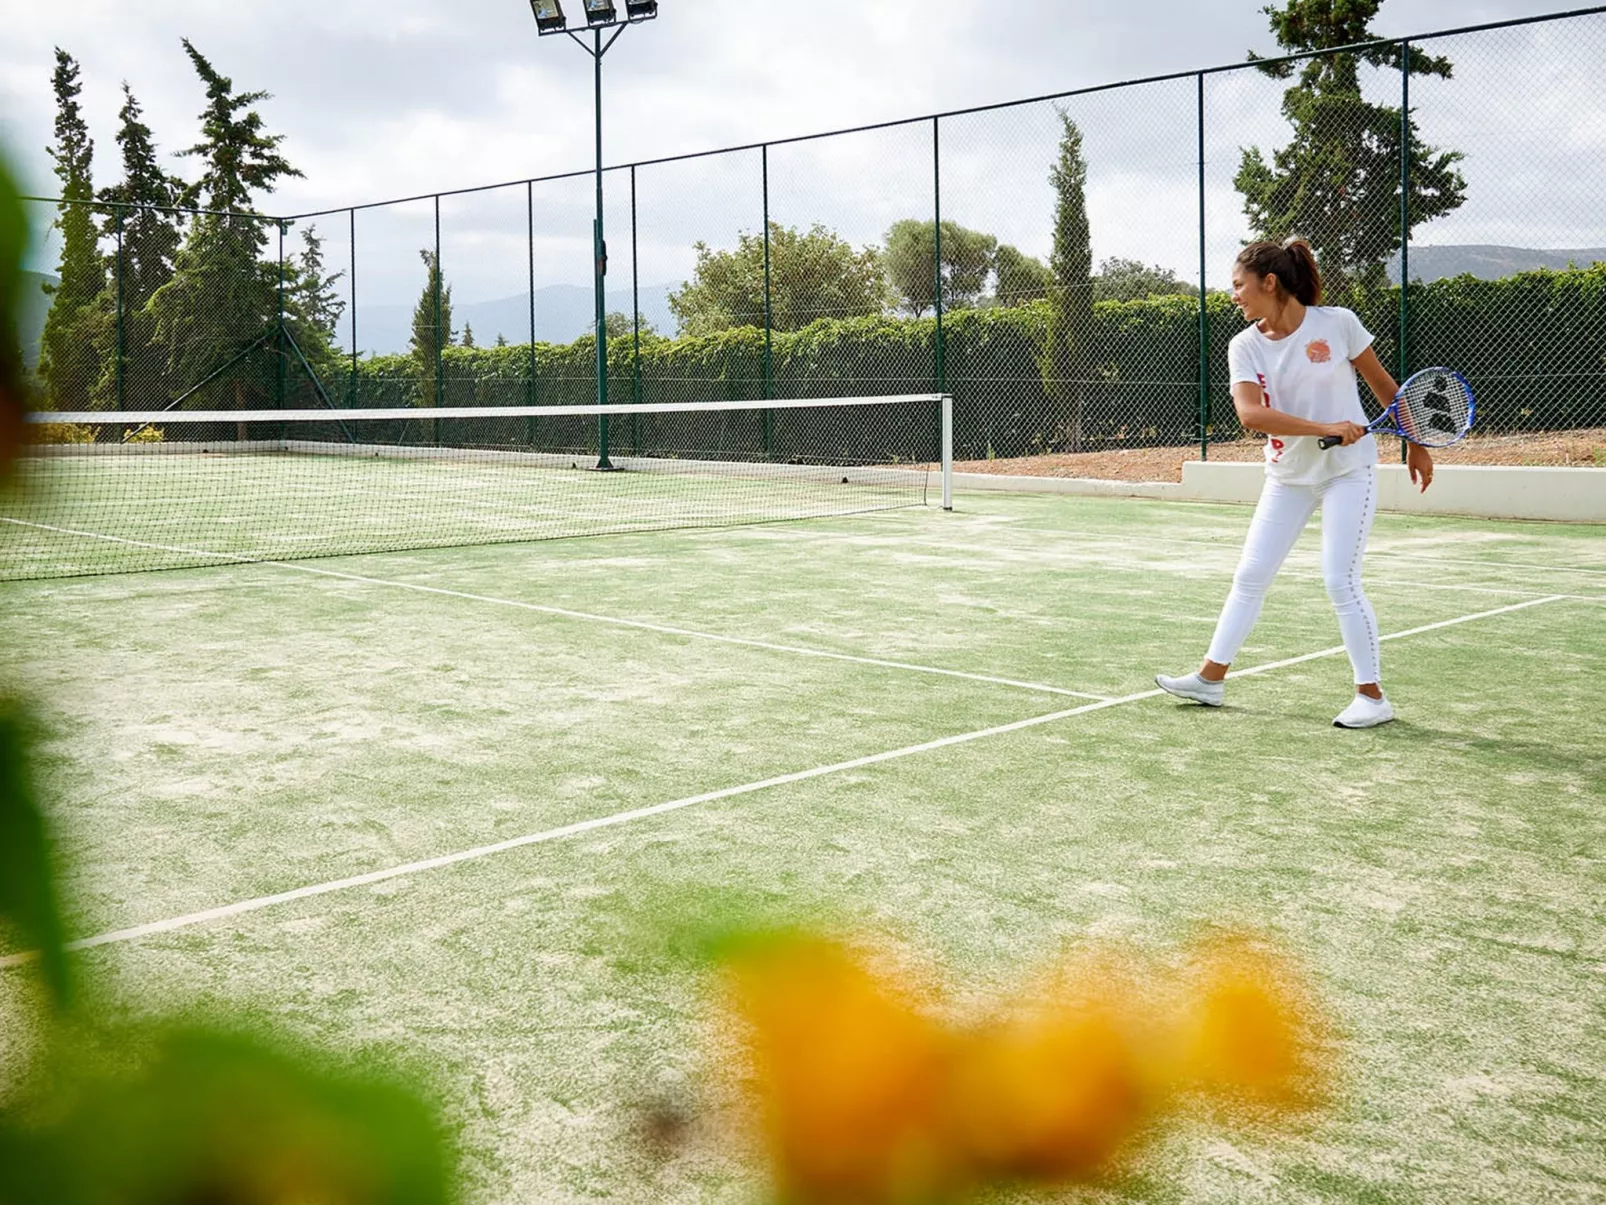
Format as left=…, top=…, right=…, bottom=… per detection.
left=2, top=478, right=1602, bottom=1202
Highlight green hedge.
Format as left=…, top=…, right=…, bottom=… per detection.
left=310, top=264, right=1606, bottom=458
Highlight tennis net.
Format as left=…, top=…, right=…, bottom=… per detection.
left=1, top=395, right=952, bottom=580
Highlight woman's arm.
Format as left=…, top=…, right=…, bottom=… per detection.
left=1351, top=345, right=1434, bottom=491
left=1351, top=346, right=1399, bottom=409
left=1231, top=381, right=1365, bottom=444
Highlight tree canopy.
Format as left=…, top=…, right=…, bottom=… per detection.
left=883, top=219, right=997, bottom=317
left=991, top=245, right=1053, bottom=307
left=668, top=222, right=887, bottom=337
left=1092, top=257, right=1194, bottom=303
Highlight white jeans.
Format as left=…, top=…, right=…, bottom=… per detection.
left=1205, top=467, right=1381, bottom=685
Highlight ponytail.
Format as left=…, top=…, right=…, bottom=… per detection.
left=1236, top=237, right=1324, bottom=306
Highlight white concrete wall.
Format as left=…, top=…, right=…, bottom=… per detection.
left=1180, top=462, right=1606, bottom=522
left=951, top=463, right=1606, bottom=522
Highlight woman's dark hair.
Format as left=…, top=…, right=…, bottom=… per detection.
left=1236, top=238, right=1323, bottom=306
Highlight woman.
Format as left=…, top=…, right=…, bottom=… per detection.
left=1156, top=238, right=1433, bottom=729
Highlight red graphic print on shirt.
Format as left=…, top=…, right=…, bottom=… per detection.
left=1305, top=339, right=1332, bottom=363
left=1254, top=373, right=1285, bottom=461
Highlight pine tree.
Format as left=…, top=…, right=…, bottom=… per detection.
left=1236, top=0, right=1465, bottom=296
left=99, top=84, right=183, bottom=309
left=460, top=322, right=475, bottom=349
left=147, top=40, right=303, bottom=409
left=284, top=224, right=345, bottom=378
left=94, top=83, right=185, bottom=407
left=37, top=49, right=107, bottom=410
left=1040, top=110, right=1094, bottom=454
left=407, top=249, right=453, bottom=406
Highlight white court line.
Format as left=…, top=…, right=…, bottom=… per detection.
left=776, top=526, right=1606, bottom=603
left=0, top=593, right=1565, bottom=970
left=0, top=518, right=1108, bottom=702
left=768, top=517, right=1606, bottom=581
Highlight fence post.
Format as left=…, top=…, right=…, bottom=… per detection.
left=1399, top=41, right=1411, bottom=463
left=349, top=207, right=358, bottom=406
left=631, top=163, right=641, bottom=453
left=433, top=195, right=444, bottom=416
left=114, top=212, right=125, bottom=411
left=761, top=144, right=774, bottom=455
left=1197, top=72, right=1209, bottom=462
left=933, top=116, right=945, bottom=414
left=276, top=220, right=286, bottom=411
left=525, top=182, right=538, bottom=446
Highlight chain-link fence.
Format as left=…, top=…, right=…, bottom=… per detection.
left=19, top=8, right=1606, bottom=474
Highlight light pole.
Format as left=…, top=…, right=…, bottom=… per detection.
left=528, top=0, right=658, bottom=470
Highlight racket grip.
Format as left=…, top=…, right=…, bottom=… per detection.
left=1316, top=435, right=1341, bottom=449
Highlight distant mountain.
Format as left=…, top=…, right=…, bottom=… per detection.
left=17, top=271, right=56, bottom=369
left=1388, top=244, right=1606, bottom=284
left=354, top=282, right=677, bottom=356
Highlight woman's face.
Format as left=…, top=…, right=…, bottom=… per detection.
left=1230, top=265, right=1278, bottom=322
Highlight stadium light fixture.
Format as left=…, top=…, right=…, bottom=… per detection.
left=530, top=0, right=567, bottom=33
left=523, top=0, right=660, bottom=468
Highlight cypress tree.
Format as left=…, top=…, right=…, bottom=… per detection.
left=1041, top=109, right=1094, bottom=454
left=407, top=249, right=453, bottom=406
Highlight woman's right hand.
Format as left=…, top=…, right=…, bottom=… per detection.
left=1324, top=421, right=1367, bottom=446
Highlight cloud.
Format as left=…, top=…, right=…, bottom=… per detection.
left=5, top=0, right=1597, bottom=320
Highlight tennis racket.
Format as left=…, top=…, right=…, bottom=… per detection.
left=1318, top=366, right=1475, bottom=449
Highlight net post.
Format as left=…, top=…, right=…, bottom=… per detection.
left=941, top=393, right=953, bottom=512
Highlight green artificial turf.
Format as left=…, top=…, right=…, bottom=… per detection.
left=2, top=491, right=1602, bottom=1202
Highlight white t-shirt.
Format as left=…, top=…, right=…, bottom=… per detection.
left=1226, top=305, right=1378, bottom=485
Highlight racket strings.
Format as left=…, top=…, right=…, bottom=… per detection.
left=1396, top=372, right=1474, bottom=446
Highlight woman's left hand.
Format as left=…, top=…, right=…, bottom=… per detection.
left=1407, top=443, right=1434, bottom=492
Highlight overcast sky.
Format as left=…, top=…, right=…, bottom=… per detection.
left=2, top=0, right=1591, bottom=335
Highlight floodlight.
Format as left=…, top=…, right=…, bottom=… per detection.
left=625, top=0, right=657, bottom=18
left=530, top=0, right=566, bottom=31
left=583, top=0, right=617, bottom=24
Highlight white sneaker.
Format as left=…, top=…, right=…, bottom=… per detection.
left=1155, top=672, right=1224, bottom=707
left=1333, top=694, right=1394, bottom=729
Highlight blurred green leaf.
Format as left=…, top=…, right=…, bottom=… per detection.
left=2, top=1026, right=455, bottom=1205
left=0, top=700, right=70, bottom=1007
